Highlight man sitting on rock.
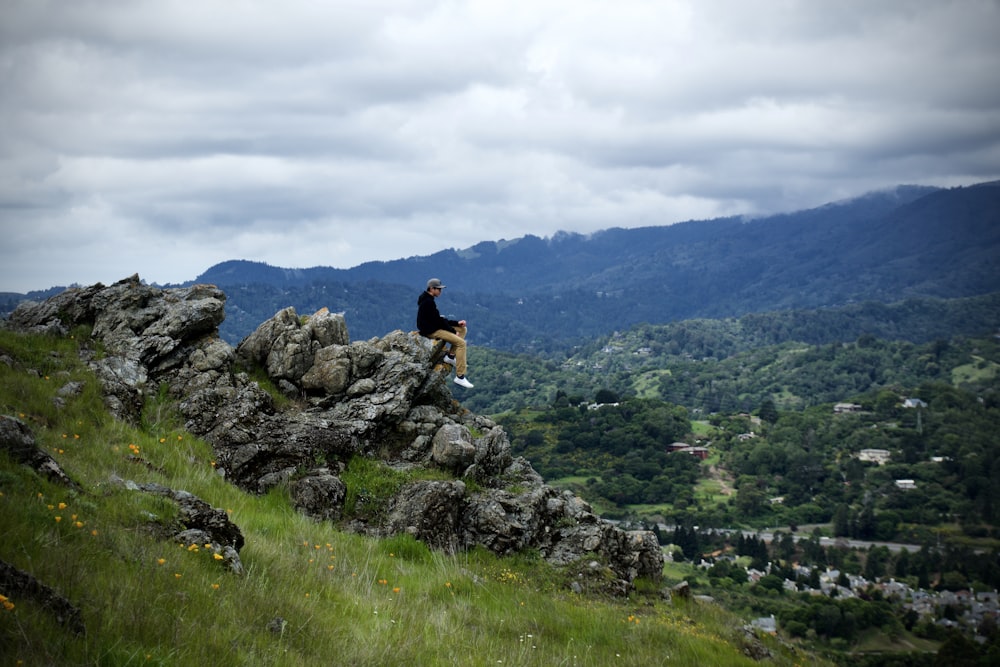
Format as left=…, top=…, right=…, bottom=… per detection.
left=416, top=278, right=474, bottom=388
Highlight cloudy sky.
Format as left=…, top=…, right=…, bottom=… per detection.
left=2, top=0, right=999, bottom=293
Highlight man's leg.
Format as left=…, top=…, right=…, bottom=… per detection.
left=431, top=327, right=467, bottom=375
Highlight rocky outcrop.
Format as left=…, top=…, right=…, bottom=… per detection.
left=0, top=559, right=85, bottom=635
left=5, top=275, right=227, bottom=423
left=4, top=276, right=663, bottom=590
left=107, top=476, right=246, bottom=575
left=0, top=415, right=77, bottom=488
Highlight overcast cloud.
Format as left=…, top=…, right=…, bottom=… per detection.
left=2, top=0, right=999, bottom=292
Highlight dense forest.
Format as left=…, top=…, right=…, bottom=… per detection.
left=460, top=293, right=1000, bottom=415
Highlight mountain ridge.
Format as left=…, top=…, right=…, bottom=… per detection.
left=5, top=180, right=998, bottom=351
left=190, top=181, right=1000, bottom=349
left=189, top=182, right=946, bottom=293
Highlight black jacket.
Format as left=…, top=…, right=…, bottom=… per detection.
left=416, top=290, right=458, bottom=336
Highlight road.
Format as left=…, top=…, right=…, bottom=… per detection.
left=646, top=522, right=928, bottom=554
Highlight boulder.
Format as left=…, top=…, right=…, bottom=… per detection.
left=236, top=306, right=317, bottom=383
left=431, top=423, right=476, bottom=473
left=470, top=424, right=515, bottom=481
left=236, top=307, right=350, bottom=388
left=387, top=480, right=467, bottom=552
left=300, top=344, right=352, bottom=394
left=290, top=469, right=348, bottom=521
left=302, top=307, right=349, bottom=348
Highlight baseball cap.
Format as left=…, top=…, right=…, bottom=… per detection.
left=427, top=278, right=446, bottom=289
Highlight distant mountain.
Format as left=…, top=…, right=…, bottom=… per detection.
left=5, top=181, right=998, bottom=352
left=184, top=181, right=1000, bottom=350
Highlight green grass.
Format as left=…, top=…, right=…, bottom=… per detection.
left=693, top=477, right=732, bottom=505
left=633, top=369, right=671, bottom=399
left=951, top=354, right=999, bottom=385
left=690, top=420, right=717, bottom=436
left=851, top=627, right=941, bottom=654
left=0, top=328, right=828, bottom=666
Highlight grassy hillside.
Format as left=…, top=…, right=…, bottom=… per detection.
left=0, top=327, right=825, bottom=666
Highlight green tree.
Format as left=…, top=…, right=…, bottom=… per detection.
left=594, top=388, right=619, bottom=404
left=759, top=397, right=779, bottom=424
left=832, top=504, right=850, bottom=537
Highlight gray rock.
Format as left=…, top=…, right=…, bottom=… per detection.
left=236, top=306, right=316, bottom=383
left=90, top=356, right=147, bottom=422
left=431, top=423, right=476, bottom=473
left=57, top=381, right=84, bottom=397
left=0, top=559, right=85, bottom=634
left=189, top=339, right=234, bottom=372
left=108, top=476, right=247, bottom=575
left=290, top=469, right=347, bottom=521
left=302, top=307, right=349, bottom=348
left=236, top=307, right=350, bottom=388
left=0, top=415, right=76, bottom=487
left=387, top=480, right=467, bottom=552
left=301, top=344, right=352, bottom=394
left=471, top=426, right=514, bottom=481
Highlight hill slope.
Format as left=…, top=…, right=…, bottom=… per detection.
left=1, top=322, right=815, bottom=666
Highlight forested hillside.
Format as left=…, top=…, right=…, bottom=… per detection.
left=460, top=293, right=1000, bottom=415
left=492, top=328, right=999, bottom=525
left=188, top=181, right=1000, bottom=349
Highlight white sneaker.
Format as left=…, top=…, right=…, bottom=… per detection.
left=442, top=354, right=456, bottom=366
left=453, top=375, right=474, bottom=389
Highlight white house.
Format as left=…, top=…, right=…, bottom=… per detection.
left=859, top=449, right=891, bottom=465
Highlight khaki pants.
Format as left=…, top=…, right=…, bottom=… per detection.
left=428, top=325, right=468, bottom=375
